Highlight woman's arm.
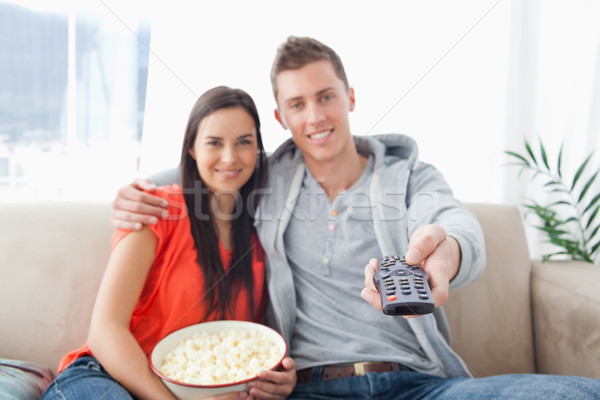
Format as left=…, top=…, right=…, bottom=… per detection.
left=87, top=226, right=176, bottom=400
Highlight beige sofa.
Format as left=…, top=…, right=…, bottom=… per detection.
left=1, top=202, right=599, bottom=386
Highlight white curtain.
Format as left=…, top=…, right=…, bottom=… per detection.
left=503, top=0, right=600, bottom=259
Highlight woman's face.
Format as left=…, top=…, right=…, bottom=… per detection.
left=189, top=107, right=258, bottom=194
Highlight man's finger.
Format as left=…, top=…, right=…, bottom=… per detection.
left=112, top=196, right=167, bottom=219
left=111, top=208, right=159, bottom=227
left=116, top=185, right=168, bottom=209
left=131, top=178, right=157, bottom=192
left=364, top=258, right=378, bottom=290
left=406, top=225, right=447, bottom=265
left=361, top=287, right=382, bottom=311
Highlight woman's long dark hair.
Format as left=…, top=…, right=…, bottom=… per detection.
left=179, top=86, right=268, bottom=320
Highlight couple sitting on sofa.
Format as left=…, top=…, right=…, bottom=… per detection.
left=42, top=36, right=600, bottom=399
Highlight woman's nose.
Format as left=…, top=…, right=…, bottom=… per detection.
left=220, top=145, right=237, bottom=163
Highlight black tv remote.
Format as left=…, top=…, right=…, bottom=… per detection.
left=372, top=255, right=435, bottom=316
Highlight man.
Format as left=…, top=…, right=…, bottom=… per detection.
left=113, top=36, right=600, bottom=399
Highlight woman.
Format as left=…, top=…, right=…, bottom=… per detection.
left=42, top=86, right=296, bottom=400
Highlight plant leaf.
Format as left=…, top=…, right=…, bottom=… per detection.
left=590, top=239, right=600, bottom=256
left=525, top=139, right=538, bottom=165
left=578, top=168, right=599, bottom=203
left=504, top=151, right=530, bottom=166
left=588, top=224, right=600, bottom=242
left=536, top=226, right=568, bottom=236
left=539, top=137, right=550, bottom=170
left=583, top=193, right=600, bottom=215
left=549, top=200, right=572, bottom=207
left=543, top=181, right=563, bottom=188
left=571, top=153, right=594, bottom=191
left=564, top=216, right=578, bottom=224
left=586, top=205, right=599, bottom=230
left=557, top=142, right=564, bottom=178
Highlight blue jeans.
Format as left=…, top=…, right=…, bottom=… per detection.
left=289, top=367, right=600, bottom=400
left=41, top=356, right=133, bottom=400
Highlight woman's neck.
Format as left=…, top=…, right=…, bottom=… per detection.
left=209, top=192, right=237, bottom=250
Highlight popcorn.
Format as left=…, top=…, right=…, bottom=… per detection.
left=159, top=328, right=283, bottom=385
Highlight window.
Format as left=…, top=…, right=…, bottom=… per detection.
left=0, top=1, right=150, bottom=201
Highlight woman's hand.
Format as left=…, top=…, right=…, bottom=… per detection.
left=246, top=357, right=297, bottom=399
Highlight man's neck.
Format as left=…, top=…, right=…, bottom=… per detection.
left=305, top=150, right=368, bottom=202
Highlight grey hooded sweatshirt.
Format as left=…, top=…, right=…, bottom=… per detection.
left=255, top=133, right=486, bottom=378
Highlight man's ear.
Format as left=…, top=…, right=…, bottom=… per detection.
left=274, top=108, right=288, bottom=130
left=348, top=88, right=356, bottom=112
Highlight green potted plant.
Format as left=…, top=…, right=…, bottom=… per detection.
left=505, top=138, right=600, bottom=264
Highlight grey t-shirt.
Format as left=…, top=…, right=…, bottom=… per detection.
left=283, top=156, right=435, bottom=372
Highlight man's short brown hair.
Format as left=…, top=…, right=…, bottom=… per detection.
left=270, top=36, right=349, bottom=100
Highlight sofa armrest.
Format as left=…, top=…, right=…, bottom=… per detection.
left=531, top=260, right=600, bottom=378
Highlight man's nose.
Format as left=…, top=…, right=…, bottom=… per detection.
left=306, top=102, right=325, bottom=124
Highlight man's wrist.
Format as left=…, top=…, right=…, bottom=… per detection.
left=447, top=235, right=462, bottom=281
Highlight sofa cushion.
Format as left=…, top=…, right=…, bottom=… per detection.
left=0, top=358, right=54, bottom=400
left=445, top=203, right=536, bottom=376
left=532, top=260, right=600, bottom=379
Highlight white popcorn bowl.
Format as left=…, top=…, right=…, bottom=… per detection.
left=150, top=320, right=287, bottom=400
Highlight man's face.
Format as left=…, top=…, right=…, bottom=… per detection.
left=274, top=60, right=355, bottom=167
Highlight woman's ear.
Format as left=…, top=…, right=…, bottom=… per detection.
left=188, top=148, right=196, bottom=160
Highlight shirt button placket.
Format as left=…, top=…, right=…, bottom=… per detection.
left=322, top=207, right=337, bottom=274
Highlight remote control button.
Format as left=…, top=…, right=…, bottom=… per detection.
left=419, top=294, right=429, bottom=299
left=417, top=289, right=427, bottom=294
left=414, top=284, right=424, bottom=289
left=386, top=295, right=397, bottom=302
left=380, top=272, right=390, bottom=279
left=392, top=270, right=412, bottom=277
left=386, top=290, right=396, bottom=296
left=401, top=289, right=411, bottom=295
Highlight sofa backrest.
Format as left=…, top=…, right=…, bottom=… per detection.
left=0, top=202, right=113, bottom=372
left=1, top=201, right=537, bottom=376
left=444, top=203, right=536, bottom=377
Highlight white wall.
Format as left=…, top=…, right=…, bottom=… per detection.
left=140, top=0, right=512, bottom=203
